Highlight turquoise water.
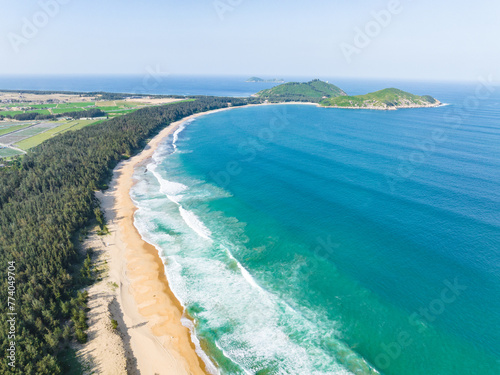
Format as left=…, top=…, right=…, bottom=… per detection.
left=131, top=85, right=500, bottom=374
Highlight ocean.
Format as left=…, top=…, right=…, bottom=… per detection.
left=0, top=74, right=461, bottom=98
left=5, top=76, right=498, bottom=374
left=0, top=75, right=282, bottom=97
left=129, top=81, right=500, bottom=374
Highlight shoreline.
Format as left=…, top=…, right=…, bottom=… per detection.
left=319, top=101, right=443, bottom=110
left=92, top=107, right=236, bottom=375
left=76, top=102, right=319, bottom=374
left=86, top=100, right=446, bottom=374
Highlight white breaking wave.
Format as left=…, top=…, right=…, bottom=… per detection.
left=179, top=206, right=212, bottom=240
left=130, top=117, right=369, bottom=375
left=181, top=316, right=220, bottom=375
left=172, top=119, right=193, bottom=151
left=148, top=163, right=213, bottom=241
left=148, top=163, right=188, bottom=196
left=148, top=119, right=214, bottom=243
left=224, top=246, right=262, bottom=291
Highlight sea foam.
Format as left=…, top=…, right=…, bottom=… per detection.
left=130, top=116, right=375, bottom=374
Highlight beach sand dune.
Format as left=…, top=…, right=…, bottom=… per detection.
left=79, top=104, right=302, bottom=373
left=78, top=109, right=239, bottom=375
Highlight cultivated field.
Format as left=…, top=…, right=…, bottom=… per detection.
left=0, top=94, right=186, bottom=158
left=0, top=147, right=23, bottom=158
left=15, top=119, right=101, bottom=150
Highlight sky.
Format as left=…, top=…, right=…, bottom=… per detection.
left=0, top=0, right=499, bottom=81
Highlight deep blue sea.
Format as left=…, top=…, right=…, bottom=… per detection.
left=5, top=76, right=498, bottom=374
left=0, top=74, right=467, bottom=98
left=0, top=75, right=283, bottom=97
left=128, top=79, right=500, bottom=374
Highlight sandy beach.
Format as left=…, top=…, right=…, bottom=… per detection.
left=78, top=108, right=238, bottom=375
left=78, top=103, right=318, bottom=374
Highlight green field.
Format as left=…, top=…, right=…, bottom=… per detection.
left=0, top=124, right=31, bottom=136
left=0, top=148, right=23, bottom=158
left=0, top=110, right=25, bottom=116
left=96, top=106, right=123, bottom=112
left=1, top=109, right=51, bottom=116
left=10, top=103, right=59, bottom=109
left=115, top=101, right=146, bottom=107
left=15, top=120, right=100, bottom=150
left=51, top=107, right=87, bottom=114
left=95, top=101, right=117, bottom=107
left=107, top=110, right=138, bottom=117
left=56, top=102, right=96, bottom=108
left=0, top=99, right=159, bottom=120
left=0, top=102, right=31, bottom=107
left=29, top=109, right=51, bottom=115
left=0, top=103, right=57, bottom=109
left=8, top=126, right=47, bottom=139
left=29, top=103, right=59, bottom=109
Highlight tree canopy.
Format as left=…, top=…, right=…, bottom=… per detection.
left=0, top=96, right=248, bottom=374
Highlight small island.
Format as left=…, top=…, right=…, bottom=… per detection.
left=254, top=80, right=440, bottom=109
left=320, top=88, right=441, bottom=110
left=246, top=77, right=285, bottom=83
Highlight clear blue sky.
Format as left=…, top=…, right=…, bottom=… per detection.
left=0, top=0, right=498, bottom=81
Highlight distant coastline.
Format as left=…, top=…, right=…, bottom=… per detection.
left=255, top=80, right=441, bottom=109
left=92, top=102, right=325, bottom=374
left=92, top=105, right=267, bottom=374
left=246, top=76, right=285, bottom=83
left=320, top=101, right=443, bottom=110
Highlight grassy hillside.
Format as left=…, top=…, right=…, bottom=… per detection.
left=321, top=88, right=439, bottom=109
left=256, top=79, right=347, bottom=102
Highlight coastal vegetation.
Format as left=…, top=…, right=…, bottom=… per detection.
left=255, top=79, right=347, bottom=102
left=6, top=108, right=106, bottom=122
left=320, top=88, right=440, bottom=109
left=0, top=100, right=199, bottom=159
left=0, top=90, right=147, bottom=101
left=13, top=120, right=105, bottom=151
left=0, top=102, right=129, bottom=122
left=0, top=97, right=248, bottom=374
left=254, top=80, right=440, bottom=109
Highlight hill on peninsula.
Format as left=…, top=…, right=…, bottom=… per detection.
left=320, top=88, right=440, bottom=110
left=255, top=79, right=347, bottom=102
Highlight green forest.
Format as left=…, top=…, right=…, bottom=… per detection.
left=320, top=88, right=439, bottom=108
left=0, top=97, right=248, bottom=374
left=256, top=79, right=347, bottom=102
left=0, top=108, right=107, bottom=122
